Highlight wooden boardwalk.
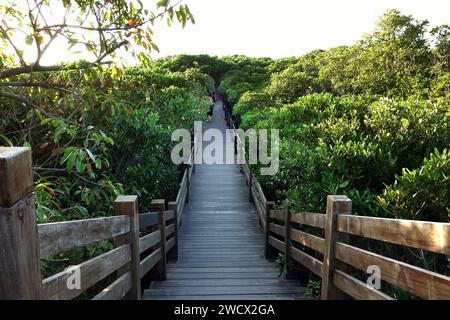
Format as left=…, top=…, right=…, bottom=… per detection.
left=143, top=101, right=306, bottom=300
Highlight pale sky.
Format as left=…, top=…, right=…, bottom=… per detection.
left=150, top=0, right=450, bottom=59
left=12, top=0, right=450, bottom=65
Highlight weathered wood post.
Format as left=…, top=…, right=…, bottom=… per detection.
left=185, top=163, right=190, bottom=203
left=167, top=201, right=178, bottom=261
left=264, top=201, right=277, bottom=260
left=114, top=195, right=141, bottom=299
left=151, top=199, right=167, bottom=280
left=0, top=147, right=42, bottom=299
left=321, top=195, right=352, bottom=300
left=191, top=139, right=195, bottom=173
left=248, top=170, right=253, bottom=202
left=283, top=201, right=295, bottom=279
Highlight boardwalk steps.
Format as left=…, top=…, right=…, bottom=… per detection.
left=143, top=100, right=307, bottom=300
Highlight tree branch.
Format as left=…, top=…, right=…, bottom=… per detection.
left=0, top=61, right=112, bottom=80
left=0, top=81, right=67, bottom=90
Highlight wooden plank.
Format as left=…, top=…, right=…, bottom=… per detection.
left=139, top=230, right=161, bottom=254
left=268, top=236, right=285, bottom=252
left=253, top=179, right=267, bottom=205
left=38, top=215, right=130, bottom=258
left=176, top=171, right=188, bottom=204
left=145, top=293, right=308, bottom=300
left=289, top=246, right=323, bottom=277
left=114, top=195, right=141, bottom=299
left=0, top=147, right=34, bottom=206
left=168, top=266, right=275, bottom=273
left=321, top=195, right=352, bottom=300
left=167, top=237, right=175, bottom=251
left=138, top=212, right=159, bottom=230
left=150, top=278, right=303, bottom=287
left=0, top=194, right=41, bottom=299
left=290, top=228, right=325, bottom=254
left=291, top=212, right=326, bottom=229
left=165, top=210, right=175, bottom=221
left=140, top=248, right=162, bottom=278
left=265, top=201, right=278, bottom=259
left=92, top=271, right=132, bottom=300
left=42, top=244, right=131, bottom=300
left=335, top=242, right=450, bottom=300
left=253, top=192, right=266, bottom=229
left=269, top=223, right=285, bottom=238
left=168, top=272, right=279, bottom=280
left=337, top=214, right=450, bottom=255
left=165, top=223, right=175, bottom=238
left=333, top=269, right=394, bottom=300
left=269, top=209, right=284, bottom=222
left=146, top=285, right=305, bottom=296
left=152, top=200, right=167, bottom=280
left=167, top=202, right=178, bottom=261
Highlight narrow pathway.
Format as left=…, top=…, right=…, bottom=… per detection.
left=144, top=100, right=306, bottom=300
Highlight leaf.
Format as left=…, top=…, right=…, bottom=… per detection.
left=86, top=149, right=96, bottom=162
left=66, top=152, right=77, bottom=172
left=156, top=0, right=169, bottom=7
left=339, top=180, right=350, bottom=188
left=0, top=134, right=14, bottom=147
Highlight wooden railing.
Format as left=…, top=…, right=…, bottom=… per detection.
left=224, top=107, right=450, bottom=301
left=0, top=133, right=198, bottom=300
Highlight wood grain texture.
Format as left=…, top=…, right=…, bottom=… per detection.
left=139, top=230, right=161, bottom=254
left=321, top=195, right=352, bottom=300
left=38, top=215, right=130, bottom=258
left=291, top=212, right=326, bottom=229
left=269, top=209, right=284, bottom=222
left=333, top=269, right=393, bottom=300
left=114, top=195, right=141, bottom=299
left=138, top=212, right=159, bottom=230
left=337, top=214, right=450, bottom=255
left=141, top=248, right=162, bottom=277
left=0, top=194, right=41, bottom=299
left=0, top=147, right=33, bottom=206
left=290, top=228, right=325, bottom=254
left=335, top=242, right=450, bottom=300
left=289, top=246, right=323, bottom=277
left=42, top=244, right=131, bottom=300
left=92, top=271, right=132, bottom=300
left=165, top=223, right=175, bottom=238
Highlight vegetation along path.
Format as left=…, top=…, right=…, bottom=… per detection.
left=144, top=100, right=307, bottom=300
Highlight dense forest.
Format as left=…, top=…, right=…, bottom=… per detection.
left=0, top=5, right=448, bottom=297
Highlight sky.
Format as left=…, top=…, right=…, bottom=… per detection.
left=11, top=0, right=450, bottom=65
left=149, top=0, right=450, bottom=59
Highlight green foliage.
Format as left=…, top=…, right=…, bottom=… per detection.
left=377, top=149, right=450, bottom=222
left=305, top=279, right=321, bottom=298
left=228, top=10, right=450, bottom=285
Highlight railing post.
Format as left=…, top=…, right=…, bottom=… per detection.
left=321, top=195, right=352, bottom=300
left=186, top=163, right=190, bottom=203
left=151, top=199, right=167, bottom=280
left=264, top=201, right=277, bottom=260
left=283, top=201, right=295, bottom=279
left=0, top=147, right=41, bottom=299
left=191, top=140, right=195, bottom=173
left=248, top=171, right=253, bottom=202
left=167, top=201, right=178, bottom=261
left=114, top=195, right=141, bottom=299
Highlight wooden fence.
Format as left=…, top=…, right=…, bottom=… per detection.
left=0, top=132, right=198, bottom=300
left=225, top=107, right=450, bottom=300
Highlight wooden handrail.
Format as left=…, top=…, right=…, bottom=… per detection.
left=38, top=215, right=131, bottom=258
left=267, top=196, right=450, bottom=300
